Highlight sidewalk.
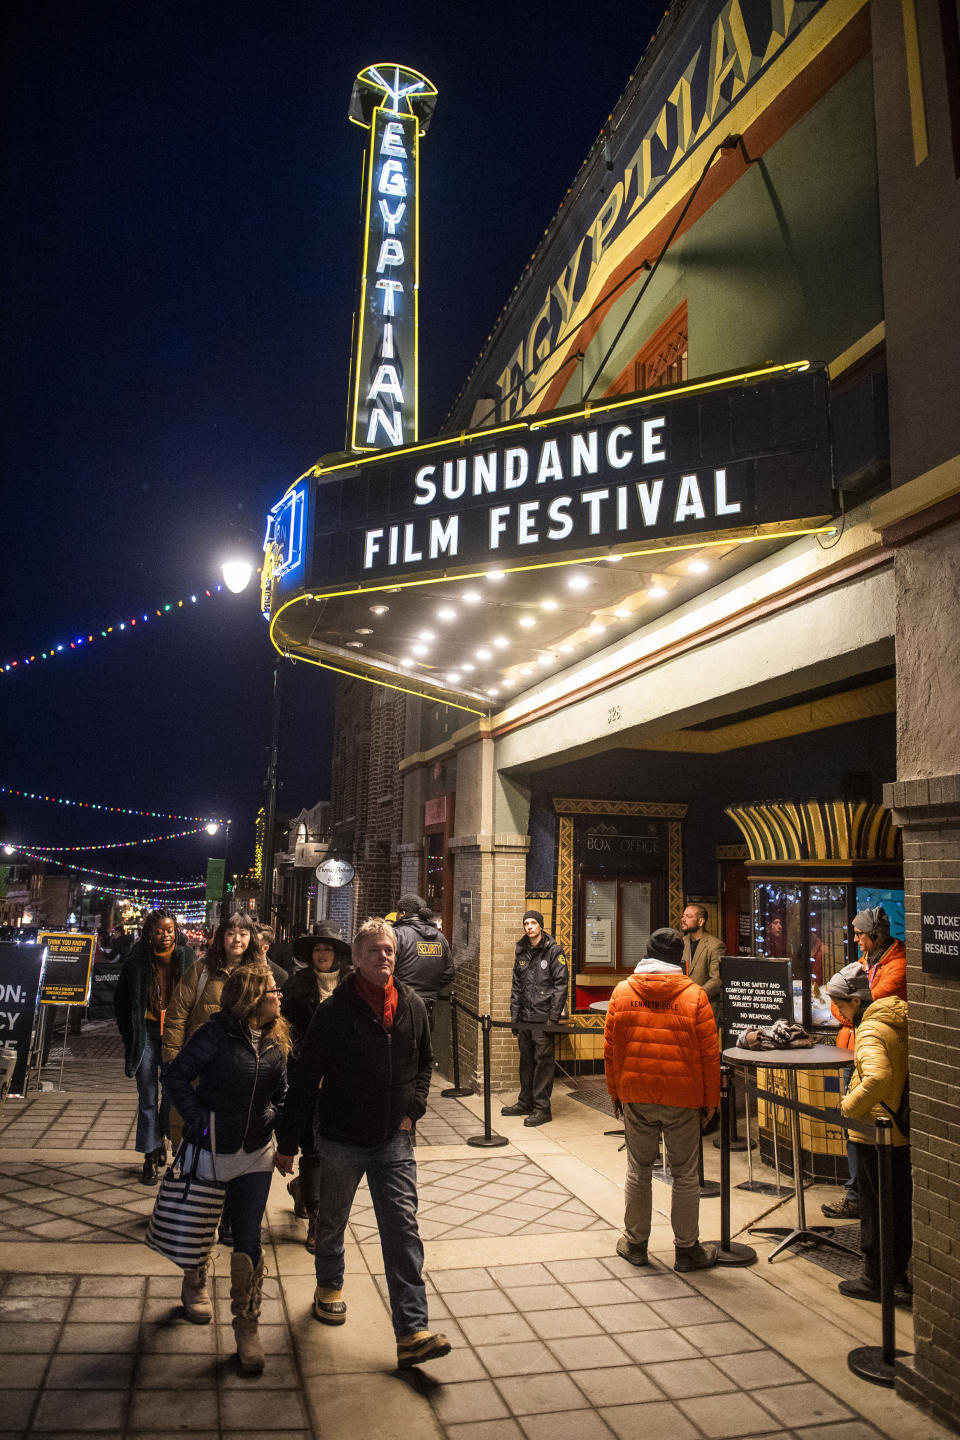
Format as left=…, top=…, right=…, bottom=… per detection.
left=0, top=1026, right=951, bottom=1440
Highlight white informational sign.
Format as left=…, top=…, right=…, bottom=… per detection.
left=584, top=917, right=613, bottom=968
left=316, top=859, right=356, bottom=889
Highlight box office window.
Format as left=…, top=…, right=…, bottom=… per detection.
left=582, top=874, right=655, bottom=970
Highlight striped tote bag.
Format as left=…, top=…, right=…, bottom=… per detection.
left=145, top=1138, right=224, bottom=1269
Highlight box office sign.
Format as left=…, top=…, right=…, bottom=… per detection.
left=309, top=366, right=833, bottom=591
left=38, top=932, right=97, bottom=1006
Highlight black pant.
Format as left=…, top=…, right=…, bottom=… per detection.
left=853, top=1141, right=912, bottom=1284
left=517, top=1026, right=556, bottom=1113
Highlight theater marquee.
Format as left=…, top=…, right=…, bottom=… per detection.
left=306, top=362, right=833, bottom=595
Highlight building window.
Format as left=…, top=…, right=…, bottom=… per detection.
left=606, top=301, right=688, bottom=398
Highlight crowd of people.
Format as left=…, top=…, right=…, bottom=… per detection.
left=110, top=895, right=912, bottom=1376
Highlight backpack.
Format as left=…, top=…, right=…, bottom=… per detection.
left=881, top=1078, right=910, bottom=1138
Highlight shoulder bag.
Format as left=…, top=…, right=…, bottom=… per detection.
left=145, top=1114, right=225, bottom=1268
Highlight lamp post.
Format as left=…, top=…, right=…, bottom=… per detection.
left=205, top=821, right=232, bottom=923
left=218, top=551, right=283, bottom=929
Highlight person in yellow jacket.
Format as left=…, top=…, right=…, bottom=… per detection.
left=826, top=961, right=911, bottom=1305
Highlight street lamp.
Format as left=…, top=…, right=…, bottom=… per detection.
left=219, top=556, right=283, bottom=929
left=204, top=820, right=232, bottom=923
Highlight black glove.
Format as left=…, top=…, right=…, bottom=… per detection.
left=181, top=1113, right=210, bottom=1146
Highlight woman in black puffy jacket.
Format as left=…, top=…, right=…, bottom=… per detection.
left=163, top=963, right=290, bottom=1374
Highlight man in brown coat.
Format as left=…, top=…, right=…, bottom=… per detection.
left=680, top=903, right=724, bottom=1025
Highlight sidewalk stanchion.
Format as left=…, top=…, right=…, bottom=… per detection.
left=467, top=1014, right=508, bottom=1149
left=736, top=1065, right=793, bottom=1198
left=714, top=1065, right=757, bottom=1266
left=440, top=997, right=473, bottom=1099
left=848, top=1117, right=909, bottom=1387
left=697, top=1133, right=720, bottom=1198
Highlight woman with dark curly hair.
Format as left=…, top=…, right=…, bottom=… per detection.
left=114, top=909, right=195, bottom=1184
left=163, top=963, right=291, bottom=1374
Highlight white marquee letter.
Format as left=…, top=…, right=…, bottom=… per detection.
left=715, top=468, right=741, bottom=515
left=414, top=466, right=436, bottom=506
left=635, top=479, right=663, bottom=526
left=606, top=425, right=633, bottom=469
left=547, top=496, right=573, bottom=540
left=364, top=529, right=384, bottom=569
left=504, top=448, right=528, bottom=489
left=675, top=474, right=706, bottom=522
left=642, top=417, right=666, bottom=463
left=430, top=516, right=459, bottom=559
left=489, top=506, right=511, bottom=549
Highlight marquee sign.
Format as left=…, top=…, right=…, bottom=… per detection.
left=347, top=65, right=437, bottom=453
left=307, top=363, right=833, bottom=594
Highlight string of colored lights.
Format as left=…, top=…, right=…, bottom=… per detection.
left=0, top=786, right=225, bottom=825
left=9, top=847, right=204, bottom=889
left=26, top=824, right=211, bottom=853
left=1, top=584, right=227, bottom=676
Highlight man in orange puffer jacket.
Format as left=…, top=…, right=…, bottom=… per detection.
left=604, top=927, right=720, bottom=1274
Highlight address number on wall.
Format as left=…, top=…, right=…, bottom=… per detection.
left=607, top=705, right=621, bottom=724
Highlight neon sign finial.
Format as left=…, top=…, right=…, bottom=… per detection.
left=346, top=64, right=437, bottom=455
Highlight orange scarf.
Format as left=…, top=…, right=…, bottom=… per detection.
left=354, top=973, right=397, bottom=1029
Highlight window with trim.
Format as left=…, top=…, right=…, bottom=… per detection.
left=605, top=300, right=688, bottom=398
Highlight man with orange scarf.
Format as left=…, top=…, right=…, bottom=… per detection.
left=274, top=917, right=451, bottom=1371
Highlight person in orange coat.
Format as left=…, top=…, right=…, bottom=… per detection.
left=822, top=906, right=907, bottom=1220
left=604, top=927, right=720, bottom=1274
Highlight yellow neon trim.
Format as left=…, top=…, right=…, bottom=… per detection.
left=413, top=114, right=420, bottom=443
left=348, top=106, right=381, bottom=451
left=322, top=360, right=811, bottom=481
left=530, top=363, right=810, bottom=427
left=899, top=0, right=929, bottom=166
left=267, top=593, right=487, bottom=713
left=287, top=525, right=837, bottom=602
left=350, top=65, right=438, bottom=133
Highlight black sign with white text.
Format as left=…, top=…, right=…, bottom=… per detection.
left=720, top=955, right=793, bottom=1050
left=310, top=367, right=833, bottom=592
left=921, top=893, right=960, bottom=977
left=0, top=942, right=44, bottom=1095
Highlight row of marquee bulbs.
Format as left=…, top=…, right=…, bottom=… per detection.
left=347, top=559, right=711, bottom=694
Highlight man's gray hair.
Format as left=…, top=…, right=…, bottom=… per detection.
left=353, top=916, right=396, bottom=958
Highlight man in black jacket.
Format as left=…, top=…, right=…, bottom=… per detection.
left=274, top=917, right=451, bottom=1371
left=392, top=894, right=454, bottom=1029
left=501, top=909, right=568, bottom=1127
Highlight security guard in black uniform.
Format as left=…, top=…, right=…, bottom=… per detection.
left=502, top=909, right=568, bottom=1127
left=392, top=895, right=454, bottom=1030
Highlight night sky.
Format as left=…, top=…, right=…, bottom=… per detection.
left=1, top=0, right=667, bottom=892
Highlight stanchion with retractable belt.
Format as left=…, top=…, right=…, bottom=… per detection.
left=466, top=1013, right=509, bottom=1149
left=711, top=1065, right=758, bottom=1266
left=438, top=995, right=473, bottom=1099
left=847, top=1115, right=910, bottom=1388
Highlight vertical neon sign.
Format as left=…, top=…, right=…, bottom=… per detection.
left=347, top=64, right=437, bottom=453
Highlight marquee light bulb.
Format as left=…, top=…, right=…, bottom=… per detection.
left=648, top=585, right=667, bottom=599
left=567, top=574, right=590, bottom=591
left=688, top=559, right=709, bottom=573
left=369, top=604, right=389, bottom=615
left=475, top=647, right=492, bottom=661
left=541, top=599, right=558, bottom=611
left=462, top=590, right=482, bottom=604
left=418, top=629, right=435, bottom=640
left=518, top=616, right=536, bottom=628
left=492, top=636, right=509, bottom=648
left=486, top=571, right=505, bottom=582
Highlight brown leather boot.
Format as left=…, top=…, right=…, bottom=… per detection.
left=181, top=1259, right=213, bottom=1324
left=230, top=1252, right=265, bottom=1374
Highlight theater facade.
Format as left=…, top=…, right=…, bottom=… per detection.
left=266, top=2, right=960, bottom=1424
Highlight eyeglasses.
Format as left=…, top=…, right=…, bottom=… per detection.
left=264, top=988, right=280, bottom=996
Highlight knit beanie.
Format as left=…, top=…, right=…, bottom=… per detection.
left=825, top=961, right=873, bottom=1003
left=522, top=909, right=544, bottom=929
left=647, top=927, right=684, bottom=965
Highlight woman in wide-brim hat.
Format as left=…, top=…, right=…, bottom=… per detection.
left=280, top=921, right=352, bottom=1246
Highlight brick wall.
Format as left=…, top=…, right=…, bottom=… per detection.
left=450, top=834, right=530, bottom=1093
left=884, top=774, right=960, bottom=1434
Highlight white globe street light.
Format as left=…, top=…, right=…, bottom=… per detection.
left=222, top=560, right=255, bottom=594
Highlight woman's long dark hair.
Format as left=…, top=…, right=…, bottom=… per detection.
left=204, top=913, right=264, bottom=973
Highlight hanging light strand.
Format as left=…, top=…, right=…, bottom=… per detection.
left=26, top=824, right=211, bottom=853
left=10, top=847, right=204, bottom=889
left=1, top=584, right=228, bottom=676
left=0, top=786, right=226, bottom=825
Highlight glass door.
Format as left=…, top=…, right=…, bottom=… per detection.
left=581, top=874, right=655, bottom=972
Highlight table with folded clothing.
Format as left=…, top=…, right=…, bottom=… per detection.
left=722, top=1038, right=858, bottom=1261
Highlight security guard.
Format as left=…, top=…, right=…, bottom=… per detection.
left=502, top=909, right=568, bottom=1126
left=392, top=895, right=454, bottom=1029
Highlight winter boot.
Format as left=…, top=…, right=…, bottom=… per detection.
left=674, top=1242, right=718, bottom=1273
left=140, top=1150, right=159, bottom=1186
left=396, top=1330, right=452, bottom=1369
left=230, top=1252, right=266, bottom=1374
left=181, top=1260, right=213, bottom=1324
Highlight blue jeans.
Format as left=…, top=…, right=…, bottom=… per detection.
left=313, top=1130, right=427, bottom=1337
left=135, top=1025, right=168, bottom=1154
left=223, top=1170, right=273, bottom=1264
